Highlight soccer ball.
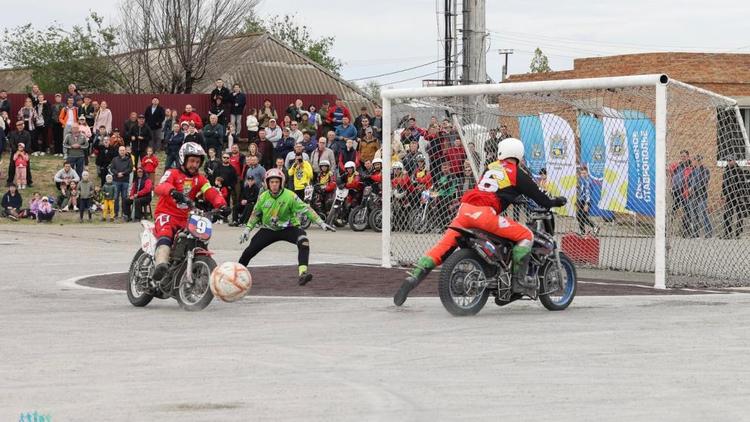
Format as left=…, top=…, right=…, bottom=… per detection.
left=210, top=262, right=252, bottom=302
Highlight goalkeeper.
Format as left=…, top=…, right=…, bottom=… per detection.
left=394, top=138, right=567, bottom=306
left=239, top=168, right=336, bottom=285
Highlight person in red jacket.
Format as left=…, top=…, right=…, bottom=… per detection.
left=314, top=160, right=337, bottom=211
left=413, top=154, right=432, bottom=190
left=178, top=104, right=203, bottom=130
left=391, top=161, right=413, bottom=192
left=139, top=146, right=160, bottom=186
left=326, top=98, right=352, bottom=128
left=127, top=167, right=153, bottom=220
left=151, top=142, right=227, bottom=281
left=341, top=160, right=363, bottom=207
left=444, top=137, right=467, bottom=176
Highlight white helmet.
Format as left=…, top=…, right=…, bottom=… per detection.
left=392, top=161, right=404, bottom=170
left=319, top=160, right=331, bottom=167
left=178, top=142, right=207, bottom=169
left=372, top=158, right=382, bottom=165
left=497, top=137, right=524, bottom=161
left=344, top=161, right=356, bottom=169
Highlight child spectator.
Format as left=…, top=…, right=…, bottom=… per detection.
left=91, top=185, right=104, bottom=212
left=78, top=171, right=94, bottom=222
left=140, top=146, right=159, bottom=186
left=67, top=181, right=79, bottom=211
left=13, top=143, right=29, bottom=189
left=37, top=196, right=55, bottom=222
left=213, top=176, right=230, bottom=223
left=28, top=192, right=42, bottom=220
left=102, top=174, right=116, bottom=222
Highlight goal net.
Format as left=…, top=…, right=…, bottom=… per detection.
left=380, top=75, right=750, bottom=288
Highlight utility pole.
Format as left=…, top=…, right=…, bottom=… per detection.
left=498, top=49, right=514, bottom=81
left=461, top=0, right=486, bottom=85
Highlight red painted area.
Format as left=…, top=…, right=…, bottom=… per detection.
left=561, top=233, right=600, bottom=266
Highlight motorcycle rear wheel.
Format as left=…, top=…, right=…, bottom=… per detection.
left=176, top=255, right=216, bottom=312
left=369, top=208, right=382, bottom=232
left=348, top=206, right=369, bottom=231
left=409, top=208, right=430, bottom=234
left=127, top=249, right=154, bottom=307
left=438, top=249, right=490, bottom=316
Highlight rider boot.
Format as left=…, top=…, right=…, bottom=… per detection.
left=511, top=243, right=534, bottom=294
left=298, top=265, right=313, bottom=286
left=152, top=244, right=171, bottom=283
left=394, top=256, right=436, bottom=306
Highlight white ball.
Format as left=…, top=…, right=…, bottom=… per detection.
left=210, top=262, right=252, bottom=302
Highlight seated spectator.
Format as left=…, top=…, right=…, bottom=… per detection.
left=179, top=104, right=203, bottom=129
left=125, top=167, right=153, bottom=221
left=2, top=183, right=22, bottom=220
left=357, top=127, right=380, bottom=167
left=231, top=174, right=259, bottom=226
left=59, top=180, right=79, bottom=212
left=36, top=195, right=55, bottom=222
left=53, top=161, right=81, bottom=190
left=28, top=191, right=42, bottom=219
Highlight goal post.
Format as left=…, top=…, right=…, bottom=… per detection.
left=380, top=74, right=750, bottom=289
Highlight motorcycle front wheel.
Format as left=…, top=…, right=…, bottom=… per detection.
left=538, top=252, right=577, bottom=311
left=438, top=249, right=490, bottom=316
left=409, top=208, right=430, bottom=234
left=369, top=208, right=382, bottom=232
left=348, top=206, right=369, bottom=231
left=300, top=214, right=312, bottom=230
left=176, top=255, right=216, bottom=311
left=127, top=249, right=154, bottom=307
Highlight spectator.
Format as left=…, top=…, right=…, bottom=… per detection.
left=108, top=146, right=133, bottom=221
left=64, top=83, right=82, bottom=105
left=402, top=141, right=421, bottom=176
left=264, top=118, right=282, bottom=148
left=0, top=89, right=11, bottom=115
left=721, top=155, right=747, bottom=239
left=370, top=106, right=383, bottom=140
left=432, top=161, right=458, bottom=208
left=244, top=155, right=266, bottom=187
left=78, top=171, right=94, bottom=222
left=310, top=136, right=336, bottom=175
left=669, top=150, right=692, bottom=237
left=338, top=138, right=360, bottom=175
left=288, top=151, right=313, bottom=199
left=179, top=104, right=203, bottom=129
left=125, top=167, right=152, bottom=221
left=285, top=142, right=310, bottom=169
left=184, top=122, right=204, bottom=148
left=64, top=125, right=89, bottom=177
left=335, top=116, right=357, bottom=144
left=246, top=142, right=260, bottom=161
left=6, top=121, right=33, bottom=187
left=231, top=174, right=259, bottom=226
left=357, top=116, right=372, bottom=140
left=226, top=123, right=236, bottom=151
left=210, top=97, right=227, bottom=127
left=576, top=166, right=599, bottom=236
left=328, top=129, right=345, bottom=163
left=414, top=155, right=432, bottom=190
left=258, top=98, right=278, bottom=128
left=286, top=98, right=304, bottom=123
left=327, top=98, right=352, bottom=128
left=37, top=195, right=55, bottom=222
left=229, top=84, right=246, bottom=137
left=77, top=115, right=92, bottom=139
left=306, top=105, right=321, bottom=132
left=94, top=136, right=117, bottom=186
left=216, top=152, right=238, bottom=205
left=140, top=146, right=159, bottom=186
left=246, top=108, right=259, bottom=143
left=2, top=183, right=22, bottom=220
left=109, top=128, right=125, bottom=149
left=204, top=147, right=221, bottom=185
left=27, top=191, right=41, bottom=219
left=58, top=97, right=79, bottom=140
left=354, top=106, right=371, bottom=132
left=91, top=185, right=104, bottom=213
left=91, top=125, right=108, bottom=151
left=275, top=127, right=296, bottom=161
left=163, top=109, right=177, bottom=144
left=53, top=161, right=81, bottom=190
left=50, top=94, right=65, bottom=156
left=123, top=112, right=138, bottom=136
left=400, top=117, right=425, bottom=143
left=203, top=114, right=225, bottom=154
left=144, top=97, right=165, bottom=151
left=289, top=120, right=303, bottom=143
left=687, top=154, right=712, bottom=238
left=300, top=131, right=316, bottom=155
left=280, top=114, right=292, bottom=129
left=0, top=117, right=5, bottom=161
left=229, top=143, right=246, bottom=207
left=79, top=96, right=95, bottom=130
left=102, top=174, right=116, bottom=222
left=444, top=138, right=467, bottom=176
left=17, top=98, right=38, bottom=149
left=32, top=94, right=51, bottom=155
left=211, top=79, right=231, bottom=104
left=357, top=127, right=380, bottom=166
left=256, top=129, right=274, bottom=170
left=13, top=143, right=29, bottom=189
left=467, top=141, right=481, bottom=166
left=460, top=160, right=476, bottom=191
left=499, top=123, right=513, bottom=141
left=94, top=101, right=113, bottom=135
left=212, top=177, right=231, bottom=218
left=128, top=114, right=151, bottom=163
left=59, top=180, right=79, bottom=212
left=318, top=100, right=333, bottom=137
left=165, top=123, right=185, bottom=169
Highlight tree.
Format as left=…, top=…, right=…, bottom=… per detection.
left=359, top=81, right=381, bottom=101
left=245, top=14, right=342, bottom=75
left=117, top=0, right=259, bottom=93
left=0, top=13, right=122, bottom=93
left=529, top=48, right=552, bottom=73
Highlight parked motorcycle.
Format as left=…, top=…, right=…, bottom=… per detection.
left=437, top=207, right=577, bottom=316
left=127, top=204, right=218, bottom=311
left=348, top=185, right=382, bottom=232
left=324, top=185, right=350, bottom=228
left=299, top=184, right=315, bottom=229
left=409, top=190, right=458, bottom=234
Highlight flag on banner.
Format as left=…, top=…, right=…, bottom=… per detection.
left=623, top=110, right=656, bottom=216
left=599, top=107, right=629, bottom=213
left=577, top=113, right=614, bottom=219
left=518, top=115, right=546, bottom=175
left=539, top=113, right=577, bottom=216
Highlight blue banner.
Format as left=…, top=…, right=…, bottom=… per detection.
left=577, top=114, right=614, bottom=219
left=518, top=115, right=546, bottom=175
left=623, top=110, right=655, bottom=216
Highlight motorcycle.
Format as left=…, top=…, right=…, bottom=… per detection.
left=127, top=204, right=218, bottom=311
left=409, top=190, right=458, bottom=234
left=390, top=187, right=414, bottom=232
left=348, top=185, right=382, bottom=232
left=324, top=185, right=350, bottom=228
left=299, top=184, right=315, bottom=229
left=437, top=207, right=577, bottom=316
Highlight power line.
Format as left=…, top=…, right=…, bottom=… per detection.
left=376, top=70, right=443, bottom=87
left=349, top=51, right=462, bottom=82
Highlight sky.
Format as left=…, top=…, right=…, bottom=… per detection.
left=2, top=0, right=749, bottom=89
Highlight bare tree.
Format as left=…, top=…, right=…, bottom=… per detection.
left=116, top=0, right=258, bottom=93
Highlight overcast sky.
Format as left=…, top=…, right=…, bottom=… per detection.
left=2, top=0, right=748, bottom=89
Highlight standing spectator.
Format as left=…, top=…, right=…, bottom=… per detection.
left=466, top=141, right=481, bottom=167
left=258, top=98, right=278, bottom=128
left=164, top=123, right=184, bottom=169
left=2, top=183, right=22, bottom=220
left=354, top=106, right=371, bottom=132
left=400, top=117, right=426, bottom=143
left=721, top=155, right=747, bottom=239
left=327, top=129, right=345, bottom=163
left=318, top=100, right=332, bottom=137
left=162, top=109, right=177, bottom=144
left=91, top=125, right=109, bottom=151
left=109, top=146, right=133, bottom=221
left=356, top=116, right=373, bottom=140
left=327, top=98, right=352, bottom=129
left=338, top=139, right=360, bottom=174
left=289, top=121, right=303, bottom=143
left=280, top=115, right=293, bottom=129
left=64, top=83, right=82, bottom=104
left=460, top=160, right=476, bottom=191
left=285, top=142, right=310, bottom=169
left=0, top=116, right=6, bottom=161
left=33, top=94, right=51, bottom=155
left=299, top=131, right=316, bottom=155
left=210, top=97, right=227, bottom=127
left=94, top=136, right=117, bottom=186
left=687, top=155, right=712, bottom=238
left=370, top=106, right=383, bottom=140
left=229, top=84, right=246, bottom=137
left=246, top=142, right=260, bottom=161
left=50, top=94, right=65, bottom=156
left=244, top=155, right=266, bottom=187
left=144, top=97, right=165, bottom=151
left=77, top=116, right=92, bottom=165
left=13, top=143, right=29, bottom=189
left=307, top=105, right=321, bottom=132
left=275, top=127, right=296, bottom=161
left=285, top=98, right=304, bottom=123
left=64, top=125, right=89, bottom=178
left=102, top=174, right=116, bottom=222
left=228, top=143, right=246, bottom=208
left=179, top=104, right=203, bottom=129
left=58, top=97, right=79, bottom=140
left=79, top=96, right=95, bottom=130
left=335, top=116, right=357, bottom=144
left=357, top=127, right=380, bottom=166
left=211, top=79, right=231, bottom=104
left=140, top=146, right=159, bottom=186
left=125, top=167, right=153, bottom=221
left=184, top=122, right=204, bottom=148
left=231, top=174, right=259, bottom=226
left=576, top=166, right=599, bottom=236
left=78, top=171, right=94, bottom=222
left=0, top=90, right=11, bottom=115
left=256, top=129, right=274, bottom=170
left=17, top=98, right=38, bottom=150
left=128, top=114, right=152, bottom=163
left=109, top=128, right=124, bottom=149
left=264, top=118, right=283, bottom=148
left=310, top=136, right=336, bottom=175
left=444, top=137, right=467, bottom=176
left=123, top=112, right=138, bottom=136
left=669, top=150, right=692, bottom=237
left=288, top=151, right=313, bottom=199
left=246, top=108, right=259, bottom=143
left=203, top=114, right=225, bottom=154
left=7, top=121, right=33, bottom=187
left=216, top=152, right=238, bottom=206
left=204, top=147, right=221, bottom=185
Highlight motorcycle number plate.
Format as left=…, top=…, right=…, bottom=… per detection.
left=335, top=188, right=349, bottom=200
left=188, top=215, right=213, bottom=240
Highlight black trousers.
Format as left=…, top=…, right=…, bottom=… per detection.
left=233, top=201, right=255, bottom=224
left=723, top=199, right=747, bottom=238
left=79, top=198, right=92, bottom=219
left=239, top=227, right=309, bottom=268
left=576, top=201, right=596, bottom=233
left=53, top=124, right=64, bottom=154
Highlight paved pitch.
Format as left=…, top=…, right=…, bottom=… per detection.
left=2, top=224, right=750, bottom=421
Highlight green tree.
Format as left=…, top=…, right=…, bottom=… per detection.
left=1, top=12, right=122, bottom=92
left=246, top=14, right=342, bottom=75
left=359, top=80, right=381, bottom=101
left=529, top=48, right=552, bottom=73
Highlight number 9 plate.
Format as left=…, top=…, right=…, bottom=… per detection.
left=188, top=215, right=213, bottom=240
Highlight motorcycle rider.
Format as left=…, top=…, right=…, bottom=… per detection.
left=314, top=159, right=337, bottom=212
left=394, top=138, right=567, bottom=306
left=152, top=142, right=228, bottom=282
left=239, top=168, right=336, bottom=285
left=341, top=160, right=363, bottom=208
left=363, top=157, right=384, bottom=195
left=391, top=161, right=413, bottom=193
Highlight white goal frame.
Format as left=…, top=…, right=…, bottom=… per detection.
left=380, top=74, right=749, bottom=289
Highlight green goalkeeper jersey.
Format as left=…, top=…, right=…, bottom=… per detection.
left=245, top=188, right=321, bottom=231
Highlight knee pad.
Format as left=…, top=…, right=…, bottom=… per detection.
left=156, top=237, right=173, bottom=248
left=517, top=238, right=533, bottom=249
left=297, top=235, right=309, bottom=248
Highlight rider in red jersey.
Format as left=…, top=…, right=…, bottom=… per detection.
left=152, top=142, right=228, bottom=281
